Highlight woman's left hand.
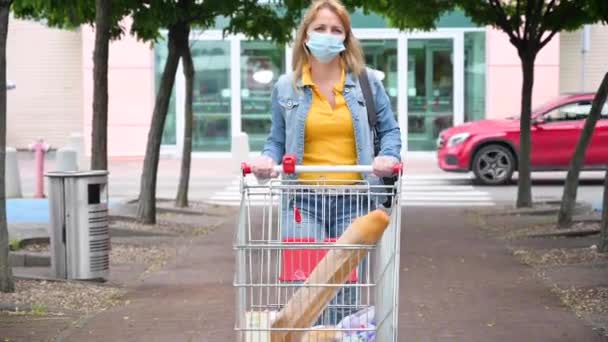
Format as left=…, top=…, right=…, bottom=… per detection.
left=372, top=156, right=399, bottom=177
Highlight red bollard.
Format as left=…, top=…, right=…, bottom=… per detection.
left=29, top=139, right=50, bottom=198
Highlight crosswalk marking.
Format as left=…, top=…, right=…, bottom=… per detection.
left=204, top=174, right=495, bottom=207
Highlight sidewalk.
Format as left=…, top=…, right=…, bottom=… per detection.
left=13, top=152, right=448, bottom=201
left=54, top=207, right=604, bottom=341
left=15, top=153, right=243, bottom=201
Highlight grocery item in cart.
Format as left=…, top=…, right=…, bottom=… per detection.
left=245, top=311, right=278, bottom=342
left=300, top=329, right=342, bottom=342
left=270, top=209, right=390, bottom=342
left=336, top=306, right=376, bottom=341
left=300, top=306, right=377, bottom=341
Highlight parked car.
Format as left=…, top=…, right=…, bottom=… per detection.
left=437, top=93, right=608, bottom=185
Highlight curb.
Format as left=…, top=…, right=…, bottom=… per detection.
left=485, top=204, right=592, bottom=217
left=527, top=228, right=600, bottom=239
left=155, top=205, right=227, bottom=217
left=9, top=251, right=50, bottom=267
left=110, top=226, right=175, bottom=237
left=12, top=268, right=111, bottom=285
left=120, top=198, right=231, bottom=217
left=0, top=302, right=83, bottom=317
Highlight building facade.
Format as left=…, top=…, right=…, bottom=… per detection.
left=560, top=24, right=608, bottom=94
left=7, top=15, right=83, bottom=150
left=9, top=10, right=589, bottom=159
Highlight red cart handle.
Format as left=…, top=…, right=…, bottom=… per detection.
left=241, top=154, right=405, bottom=176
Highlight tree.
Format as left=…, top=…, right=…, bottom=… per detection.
left=558, top=73, right=608, bottom=227
left=363, top=0, right=606, bottom=208
left=91, top=0, right=111, bottom=170
left=592, top=0, right=608, bottom=255
left=600, top=170, right=608, bottom=253
left=175, top=41, right=193, bottom=208
left=13, top=0, right=135, bottom=171
left=590, top=0, right=608, bottom=22
left=134, top=19, right=185, bottom=223
left=131, top=0, right=304, bottom=223
left=0, top=0, right=14, bottom=293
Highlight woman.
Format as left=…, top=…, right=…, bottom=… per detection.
left=251, top=0, right=402, bottom=324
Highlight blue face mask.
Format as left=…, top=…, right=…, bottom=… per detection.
left=305, top=32, right=345, bottom=64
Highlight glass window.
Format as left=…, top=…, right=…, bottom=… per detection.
left=360, top=40, right=398, bottom=120
left=408, top=39, right=454, bottom=151
left=241, top=41, right=285, bottom=151
left=191, top=41, right=231, bottom=151
left=464, top=32, right=486, bottom=122
left=543, top=101, right=592, bottom=122
left=154, top=38, right=177, bottom=146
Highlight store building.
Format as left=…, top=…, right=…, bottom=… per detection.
left=8, top=9, right=579, bottom=159
left=154, top=10, right=489, bottom=155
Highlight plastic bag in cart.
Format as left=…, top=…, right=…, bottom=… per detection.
left=308, top=306, right=376, bottom=341
left=336, top=306, right=376, bottom=341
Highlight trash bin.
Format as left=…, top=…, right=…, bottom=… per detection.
left=45, top=170, right=110, bottom=280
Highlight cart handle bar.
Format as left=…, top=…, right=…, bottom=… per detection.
left=241, top=154, right=404, bottom=176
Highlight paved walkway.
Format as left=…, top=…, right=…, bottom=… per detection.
left=13, top=153, right=447, bottom=201
left=54, top=208, right=605, bottom=341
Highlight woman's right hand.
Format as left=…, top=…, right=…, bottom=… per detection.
left=251, top=156, right=277, bottom=179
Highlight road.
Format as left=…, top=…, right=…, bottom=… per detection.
left=12, top=152, right=606, bottom=209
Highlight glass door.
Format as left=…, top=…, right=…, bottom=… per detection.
left=360, top=39, right=398, bottom=121
left=407, top=39, right=454, bottom=150
left=240, top=41, right=285, bottom=151
left=191, top=41, right=232, bottom=152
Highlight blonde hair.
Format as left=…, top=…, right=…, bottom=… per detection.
left=291, top=0, right=365, bottom=83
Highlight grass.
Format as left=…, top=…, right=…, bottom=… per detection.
left=30, top=303, right=48, bottom=316
left=192, top=226, right=210, bottom=236
left=8, top=239, right=21, bottom=251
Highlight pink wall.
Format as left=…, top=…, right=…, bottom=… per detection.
left=81, top=18, right=154, bottom=158
left=485, top=27, right=560, bottom=119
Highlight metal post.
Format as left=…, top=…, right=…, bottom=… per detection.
left=581, top=25, right=591, bottom=92
left=29, top=138, right=50, bottom=198
left=6, top=147, right=22, bottom=198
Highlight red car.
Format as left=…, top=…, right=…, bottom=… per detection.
left=437, top=93, right=608, bottom=185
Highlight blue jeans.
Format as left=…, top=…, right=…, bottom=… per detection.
left=281, top=191, right=371, bottom=325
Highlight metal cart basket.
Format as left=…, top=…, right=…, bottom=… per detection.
left=235, top=155, right=402, bottom=341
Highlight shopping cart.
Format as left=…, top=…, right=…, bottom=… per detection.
left=235, top=154, right=403, bottom=341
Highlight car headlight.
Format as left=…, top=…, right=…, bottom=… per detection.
left=447, top=132, right=471, bottom=147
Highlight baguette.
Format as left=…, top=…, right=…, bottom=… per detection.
left=299, top=329, right=341, bottom=342
left=271, top=209, right=390, bottom=342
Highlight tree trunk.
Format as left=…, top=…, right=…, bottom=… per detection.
left=0, top=0, right=15, bottom=293
left=516, top=50, right=536, bottom=208
left=599, top=169, right=608, bottom=253
left=91, top=0, right=111, bottom=170
left=175, top=41, right=194, bottom=208
left=558, top=73, right=608, bottom=228
left=136, top=23, right=189, bottom=224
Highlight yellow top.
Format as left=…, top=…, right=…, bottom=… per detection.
left=299, top=64, right=361, bottom=183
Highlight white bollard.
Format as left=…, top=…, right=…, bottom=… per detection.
left=231, top=132, right=250, bottom=172
left=55, top=147, right=78, bottom=172
left=67, top=132, right=85, bottom=170
left=6, top=147, right=23, bottom=198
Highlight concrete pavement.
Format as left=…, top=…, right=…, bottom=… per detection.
left=53, top=207, right=606, bottom=341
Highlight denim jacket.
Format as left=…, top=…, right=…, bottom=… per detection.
left=261, top=66, right=402, bottom=186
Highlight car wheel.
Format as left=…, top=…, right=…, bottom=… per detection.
left=472, top=144, right=515, bottom=185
